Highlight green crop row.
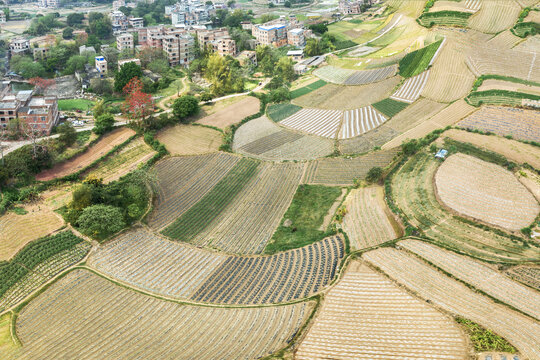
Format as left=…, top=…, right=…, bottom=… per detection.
left=398, top=39, right=443, bottom=78
left=372, top=98, right=409, bottom=118
left=266, top=103, right=303, bottom=122
left=466, top=90, right=540, bottom=107
left=417, top=11, right=471, bottom=28
left=290, top=80, right=327, bottom=99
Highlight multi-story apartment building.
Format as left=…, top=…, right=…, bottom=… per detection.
left=95, top=56, right=108, bottom=77
left=32, top=47, right=49, bottom=61
left=128, top=17, right=144, bottom=28
left=138, top=26, right=195, bottom=66
left=118, top=58, right=141, bottom=69
left=116, top=32, right=134, bottom=52
left=37, top=0, right=58, bottom=8
left=197, top=28, right=236, bottom=56
left=9, top=38, right=30, bottom=56
left=338, top=0, right=371, bottom=14
left=110, top=10, right=129, bottom=33
left=216, top=38, right=236, bottom=56
left=252, top=23, right=287, bottom=47
left=0, top=12, right=6, bottom=23
left=287, top=28, right=305, bottom=47
left=113, top=0, right=125, bottom=11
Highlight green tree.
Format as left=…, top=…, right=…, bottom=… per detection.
left=90, top=78, right=113, bottom=95
left=76, top=204, right=125, bottom=239
left=366, top=166, right=383, bottom=183
left=205, top=54, right=244, bottom=95
left=10, top=56, right=46, bottom=79
left=93, top=113, right=115, bottom=134
left=269, top=87, right=290, bottom=103
left=402, top=139, right=419, bottom=155
left=114, top=61, right=144, bottom=92
left=57, top=122, right=77, bottom=148
left=62, top=27, right=74, bottom=39
left=65, top=55, right=87, bottom=74
left=304, top=38, right=323, bottom=56
left=275, top=56, right=296, bottom=82
left=66, top=13, right=84, bottom=27
left=172, top=95, right=199, bottom=122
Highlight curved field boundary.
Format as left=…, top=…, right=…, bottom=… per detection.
left=280, top=108, right=343, bottom=139
left=339, top=106, right=388, bottom=139
left=435, top=153, right=539, bottom=231
left=468, top=0, right=521, bottom=34
left=147, top=153, right=240, bottom=231
left=240, top=130, right=304, bottom=155
left=467, top=47, right=539, bottom=83
left=296, top=261, right=468, bottom=359
left=302, top=149, right=399, bottom=186
left=313, top=65, right=397, bottom=85
left=391, top=152, right=540, bottom=262
left=400, top=239, right=540, bottom=320
left=457, top=106, right=540, bottom=143
left=88, top=227, right=344, bottom=305
left=196, top=96, right=260, bottom=129
left=363, top=247, right=540, bottom=360
left=342, top=187, right=401, bottom=250
left=390, top=70, right=430, bottom=103
left=505, top=266, right=540, bottom=291
left=14, top=269, right=313, bottom=359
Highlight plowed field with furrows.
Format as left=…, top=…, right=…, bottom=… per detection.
left=239, top=130, right=304, bottom=155
left=14, top=270, right=313, bottom=360
left=505, top=266, right=540, bottom=291
left=280, top=108, right=343, bottom=139
left=296, top=261, right=468, bottom=360
left=88, top=228, right=344, bottom=304
left=363, top=248, right=540, bottom=360
left=314, top=65, right=397, bottom=85
left=390, top=70, right=430, bottom=103
left=147, top=153, right=239, bottom=230
left=339, top=106, right=388, bottom=139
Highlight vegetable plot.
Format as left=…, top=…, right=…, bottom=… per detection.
left=279, top=108, right=343, bottom=139
left=339, top=106, right=388, bottom=139
left=390, top=70, right=430, bottom=103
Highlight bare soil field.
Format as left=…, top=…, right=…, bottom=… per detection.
left=338, top=124, right=400, bottom=155
left=400, top=239, right=540, bottom=320
left=36, top=127, right=135, bottom=181
left=14, top=269, right=313, bottom=360
left=292, top=77, right=401, bottom=110
left=342, top=187, right=401, bottom=250
left=157, top=125, right=222, bottom=155
left=384, top=98, right=448, bottom=134
left=505, top=266, right=540, bottom=291
left=196, top=96, right=260, bottom=129
left=363, top=247, right=540, bottom=360
left=435, top=153, right=539, bottom=231
left=486, top=30, right=521, bottom=50
left=468, top=0, right=521, bottom=34
left=296, top=261, right=468, bottom=360
left=478, top=79, right=540, bottom=95
left=439, top=129, right=540, bottom=169
left=0, top=203, right=64, bottom=261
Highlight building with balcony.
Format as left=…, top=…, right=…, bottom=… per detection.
left=287, top=28, right=306, bottom=47
left=9, top=38, right=30, bottom=56
left=252, top=23, right=287, bottom=47
left=95, top=56, right=108, bottom=77
left=116, top=32, right=134, bottom=52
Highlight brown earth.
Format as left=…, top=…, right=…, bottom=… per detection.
left=196, top=96, right=260, bottom=129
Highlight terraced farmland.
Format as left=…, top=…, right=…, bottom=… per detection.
left=296, top=261, right=468, bottom=360
left=467, top=47, right=540, bottom=83
left=339, top=106, right=388, bottom=139
left=468, top=0, right=521, bottom=34
left=390, top=70, right=430, bottom=103
left=457, top=106, right=540, bottom=142
left=88, top=227, right=344, bottom=304
left=147, top=153, right=240, bottom=230
left=342, top=187, right=401, bottom=250
left=435, top=153, right=539, bottom=231
left=15, top=270, right=313, bottom=359
left=363, top=247, right=540, bottom=360
left=279, top=108, right=343, bottom=139
left=505, top=266, right=540, bottom=291
left=391, top=152, right=540, bottom=262
left=303, top=149, right=399, bottom=186
left=313, top=65, right=397, bottom=85
left=400, top=239, right=540, bottom=320
left=156, top=125, right=222, bottom=155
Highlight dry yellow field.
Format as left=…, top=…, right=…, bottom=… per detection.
left=0, top=313, right=17, bottom=357
left=478, top=79, right=540, bottom=95
left=196, top=96, right=260, bottom=129
left=518, top=169, right=540, bottom=202
left=468, top=0, right=522, bottom=34
left=386, top=0, right=425, bottom=17
left=486, top=30, right=522, bottom=50
left=296, top=261, right=468, bottom=360
left=157, top=125, right=222, bottom=155
left=385, top=98, right=447, bottom=133
left=0, top=203, right=64, bottom=261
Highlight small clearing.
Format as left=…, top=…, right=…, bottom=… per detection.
left=157, top=125, right=222, bottom=155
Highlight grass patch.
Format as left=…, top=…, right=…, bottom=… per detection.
left=264, top=185, right=342, bottom=254
left=417, top=11, right=472, bottom=28
left=443, top=138, right=516, bottom=170
left=162, top=159, right=259, bottom=242
left=466, top=89, right=540, bottom=107
left=472, top=74, right=540, bottom=91
left=0, top=313, right=17, bottom=355
left=455, top=317, right=517, bottom=352
left=372, top=98, right=409, bottom=117
left=10, top=206, right=28, bottom=215
left=398, top=39, right=442, bottom=78
left=266, top=103, right=302, bottom=122
left=290, top=80, right=327, bottom=99
left=512, top=21, right=540, bottom=38
left=58, top=99, right=95, bottom=112
left=76, top=130, right=92, bottom=145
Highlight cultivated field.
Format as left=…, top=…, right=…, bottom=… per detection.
left=383, top=98, right=448, bottom=134
left=156, top=125, right=222, bottom=155
left=339, top=124, right=400, bottom=155
left=435, top=153, right=539, bottom=231
left=478, top=79, right=540, bottom=94
left=363, top=247, right=540, bottom=360
left=390, top=70, right=430, bottom=103
left=339, top=106, right=388, bottom=139
left=15, top=270, right=313, bottom=359
left=88, top=227, right=344, bottom=304
left=296, top=261, right=468, bottom=360
left=457, top=106, right=540, bottom=143
left=0, top=204, right=64, bottom=261
left=505, top=266, right=540, bottom=291
left=313, top=65, right=397, bottom=85
left=196, top=96, right=260, bottom=129
left=468, top=0, right=521, bottom=34
left=279, top=108, right=343, bottom=139
left=84, top=137, right=156, bottom=183
left=430, top=0, right=480, bottom=13
left=233, top=117, right=334, bottom=161
left=147, top=153, right=240, bottom=230
left=486, top=30, right=521, bottom=50
left=188, top=162, right=304, bottom=254
left=342, top=187, right=401, bottom=250
left=391, top=152, right=540, bottom=262
left=467, top=47, right=540, bottom=83
left=303, top=149, right=399, bottom=186
left=400, top=239, right=540, bottom=320
left=36, top=127, right=135, bottom=181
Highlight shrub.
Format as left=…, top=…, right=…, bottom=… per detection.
left=93, top=113, right=115, bottom=135
left=402, top=139, right=420, bottom=156
left=366, top=166, right=383, bottom=184
left=77, top=204, right=125, bottom=239
left=173, top=95, right=200, bottom=122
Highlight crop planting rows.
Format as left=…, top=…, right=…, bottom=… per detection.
left=435, top=153, right=539, bottom=231
left=363, top=248, right=540, bottom=360
left=457, top=106, right=540, bottom=143
left=189, top=162, right=304, bottom=254
left=391, top=152, right=540, bottom=262
left=390, top=70, right=430, bottom=103
left=147, top=153, right=239, bottom=230
left=468, top=0, right=521, bottom=34
left=505, top=266, right=540, bottom=291
left=417, top=11, right=471, bottom=28
left=239, top=130, right=304, bottom=155
left=467, top=90, right=540, bottom=107
left=280, top=108, right=343, bottom=139
left=342, top=187, right=399, bottom=250
left=15, top=270, right=313, bottom=359
left=338, top=106, right=388, bottom=139
left=464, top=0, right=480, bottom=11
left=303, top=149, right=399, bottom=186
left=467, top=47, right=539, bottom=83
left=313, top=65, right=397, bottom=85
left=296, top=261, right=467, bottom=359
left=88, top=228, right=344, bottom=304
left=400, top=239, right=540, bottom=320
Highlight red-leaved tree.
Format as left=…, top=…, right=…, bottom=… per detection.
left=29, top=77, right=56, bottom=94
left=122, top=77, right=154, bottom=129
